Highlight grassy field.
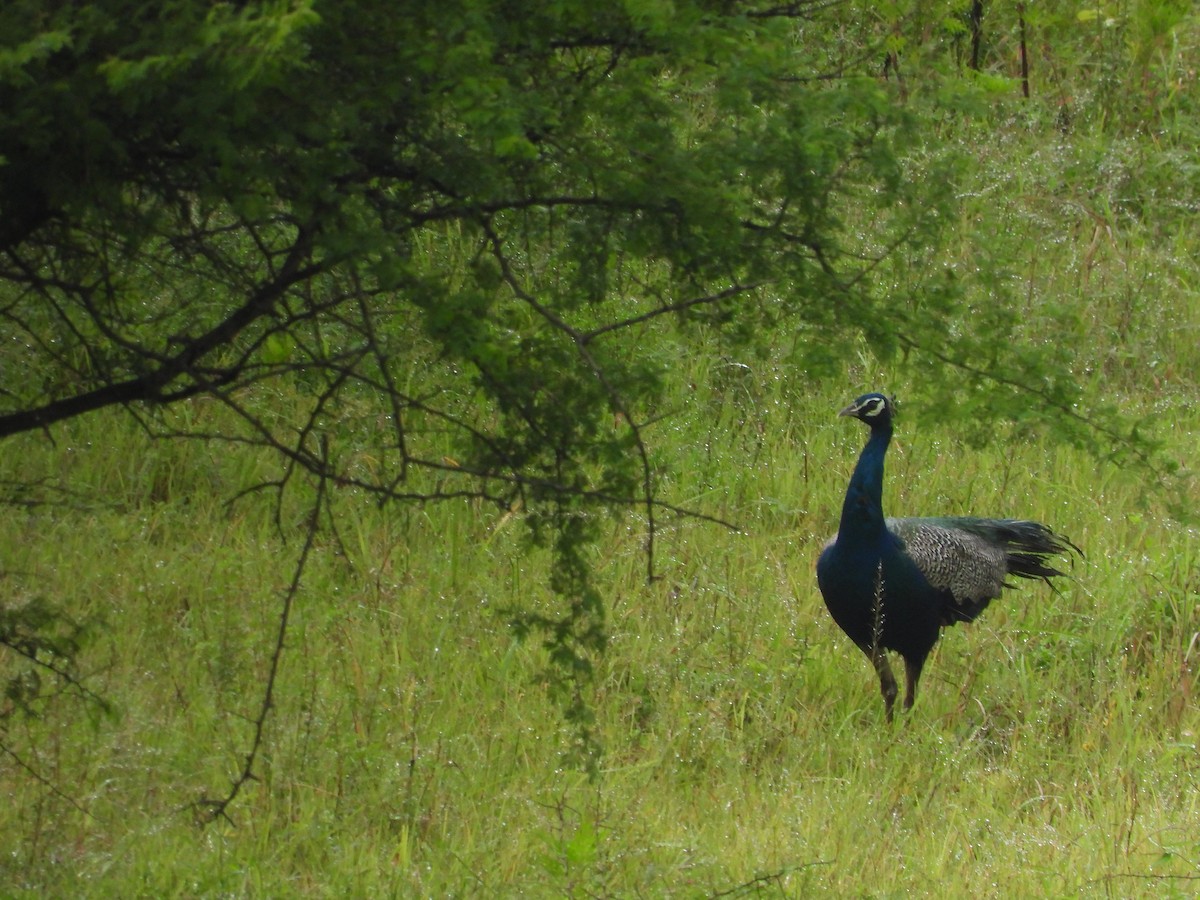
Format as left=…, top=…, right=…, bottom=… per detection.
left=5, top=85, right=1200, bottom=900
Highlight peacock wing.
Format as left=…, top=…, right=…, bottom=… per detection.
left=885, top=517, right=1009, bottom=622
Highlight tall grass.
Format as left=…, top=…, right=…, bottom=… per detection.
left=4, top=87, right=1200, bottom=900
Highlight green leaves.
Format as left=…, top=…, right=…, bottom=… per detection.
left=0, top=29, right=72, bottom=83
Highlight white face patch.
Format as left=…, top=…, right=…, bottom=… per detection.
left=861, top=397, right=887, bottom=417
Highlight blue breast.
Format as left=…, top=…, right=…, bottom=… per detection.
left=816, top=419, right=943, bottom=659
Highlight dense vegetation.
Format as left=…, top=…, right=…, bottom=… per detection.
left=2, top=0, right=1198, bottom=894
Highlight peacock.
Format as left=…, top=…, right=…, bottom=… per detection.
left=815, top=392, right=1079, bottom=721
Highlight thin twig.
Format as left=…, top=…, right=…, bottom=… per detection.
left=190, top=437, right=331, bottom=827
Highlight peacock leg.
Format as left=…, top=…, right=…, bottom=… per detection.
left=862, top=645, right=898, bottom=722
left=902, top=656, right=925, bottom=713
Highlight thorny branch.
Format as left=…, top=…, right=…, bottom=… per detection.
left=0, top=223, right=321, bottom=439
left=190, top=437, right=331, bottom=827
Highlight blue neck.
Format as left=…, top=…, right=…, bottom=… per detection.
left=838, top=423, right=891, bottom=542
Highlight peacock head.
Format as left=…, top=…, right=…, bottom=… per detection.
left=838, top=392, right=894, bottom=429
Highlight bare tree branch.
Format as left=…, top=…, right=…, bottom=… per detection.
left=190, top=436, right=331, bottom=827
left=0, top=225, right=321, bottom=439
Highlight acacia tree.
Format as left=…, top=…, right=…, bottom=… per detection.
left=0, top=0, right=1146, bottom=802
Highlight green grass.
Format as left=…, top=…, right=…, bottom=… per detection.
left=4, top=363, right=1197, bottom=895
left=5, top=109, right=1200, bottom=899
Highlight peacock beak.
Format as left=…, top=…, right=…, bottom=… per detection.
left=838, top=404, right=858, bottom=418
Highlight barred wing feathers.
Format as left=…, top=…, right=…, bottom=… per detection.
left=886, top=517, right=1078, bottom=625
